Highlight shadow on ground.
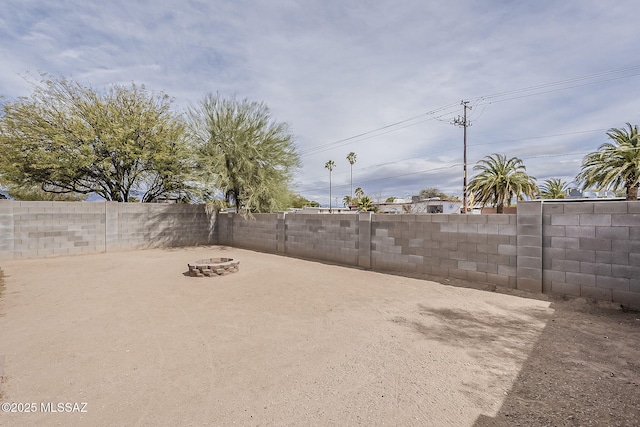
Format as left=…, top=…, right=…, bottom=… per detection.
left=471, top=299, right=640, bottom=426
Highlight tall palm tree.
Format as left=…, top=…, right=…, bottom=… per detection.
left=468, top=153, right=538, bottom=213
left=540, top=178, right=568, bottom=199
left=325, top=160, right=335, bottom=212
left=576, top=123, right=640, bottom=200
left=347, top=152, right=357, bottom=198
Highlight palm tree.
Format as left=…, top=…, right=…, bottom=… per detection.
left=540, top=178, right=568, bottom=199
left=354, top=187, right=364, bottom=198
left=576, top=123, right=640, bottom=200
left=467, top=153, right=538, bottom=213
left=325, top=160, right=335, bottom=212
left=347, top=152, right=357, bottom=198
left=342, top=195, right=352, bottom=208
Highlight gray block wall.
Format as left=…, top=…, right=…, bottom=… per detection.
left=218, top=213, right=279, bottom=253
left=540, top=200, right=640, bottom=308
left=0, top=201, right=216, bottom=260
left=370, top=213, right=518, bottom=289
left=284, top=213, right=360, bottom=265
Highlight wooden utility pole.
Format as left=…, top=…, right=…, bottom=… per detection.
left=452, top=101, right=471, bottom=214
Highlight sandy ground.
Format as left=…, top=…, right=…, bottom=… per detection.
left=0, top=246, right=635, bottom=426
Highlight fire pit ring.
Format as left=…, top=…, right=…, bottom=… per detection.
left=188, top=257, right=239, bottom=277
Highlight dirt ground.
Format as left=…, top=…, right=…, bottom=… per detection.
left=0, top=247, right=638, bottom=426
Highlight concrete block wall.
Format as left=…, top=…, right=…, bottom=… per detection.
left=0, top=200, right=216, bottom=260
left=217, top=213, right=279, bottom=253
left=105, top=202, right=214, bottom=251
left=0, top=201, right=105, bottom=260
left=370, top=213, right=518, bottom=289
left=284, top=213, right=360, bottom=265
left=541, top=200, right=640, bottom=308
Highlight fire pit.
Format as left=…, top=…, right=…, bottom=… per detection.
left=187, top=257, right=239, bottom=277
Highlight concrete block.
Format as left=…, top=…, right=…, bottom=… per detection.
left=596, top=226, right=630, bottom=240
left=579, top=214, right=612, bottom=226
left=596, top=251, right=629, bottom=265
left=565, top=271, right=596, bottom=286
left=467, top=215, right=487, bottom=224
left=542, top=203, right=564, bottom=214
left=498, top=224, right=517, bottom=236
left=517, top=235, right=542, bottom=247
left=578, top=238, right=612, bottom=251
left=612, top=239, right=640, bottom=253
left=487, top=215, right=511, bottom=224
left=551, top=282, right=581, bottom=296
left=518, top=224, right=542, bottom=236
left=517, top=201, right=542, bottom=215
left=543, top=225, right=566, bottom=237
left=550, top=214, right=580, bottom=226
left=518, top=256, right=542, bottom=269
left=518, top=246, right=541, bottom=258
left=612, top=264, right=640, bottom=279
left=543, top=269, right=566, bottom=283
left=518, top=215, right=541, bottom=226
left=440, top=223, right=458, bottom=233
left=467, top=270, right=488, bottom=283
left=565, top=226, right=596, bottom=239
left=476, top=262, right=498, bottom=274
left=477, top=223, right=500, bottom=234
left=580, top=285, right=612, bottom=301
left=565, top=249, right=596, bottom=263
left=564, top=203, right=595, bottom=214
left=611, top=290, right=640, bottom=310
left=627, top=202, right=640, bottom=213
left=468, top=251, right=488, bottom=263
left=458, top=223, right=478, bottom=233
left=518, top=277, right=542, bottom=293
left=458, top=260, right=477, bottom=271
left=408, top=255, right=423, bottom=264
left=498, top=265, right=516, bottom=277
left=594, top=202, right=628, bottom=214
left=612, top=214, right=640, bottom=226
left=487, top=273, right=511, bottom=288
left=448, top=269, right=468, bottom=280
left=551, top=258, right=581, bottom=273
left=550, top=237, right=580, bottom=249
left=544, top=247, right=566, bottom=260
left=596, top=276, right=629, bottom=291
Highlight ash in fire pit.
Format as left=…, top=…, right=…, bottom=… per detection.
left=188, top=257, right=239, bottom=277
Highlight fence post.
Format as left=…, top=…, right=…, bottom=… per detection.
left=358, top=211, right=372, bottom=269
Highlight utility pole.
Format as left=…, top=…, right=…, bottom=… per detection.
left=452, top=101, right=472, bottom=214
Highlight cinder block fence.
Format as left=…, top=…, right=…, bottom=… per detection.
left=1, top=199, right=639, bottom=309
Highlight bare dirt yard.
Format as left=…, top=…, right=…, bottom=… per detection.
left=0, top=247, right=638, bottom=426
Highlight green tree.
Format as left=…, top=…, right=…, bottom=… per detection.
left=5, top=184, right=87, bottom=201
left=576, top=123, right=640, bottom=200
left=417, top=187, right=450, bottom=200
left=343, top=195, right=353, bottom=208
left=357, top=195, right=377, bottom=212
left=468, top=153, right=538, bottom=213
left=539, top=178, right=568, bottom=199
left=385, top=196, right=396, bottom=203
left=325, top=160, right=335, bottom=212
left=187, top=93, right=300, bottom=213
left=347, top=151, right=357, bottom=198
left=289, top=193, right=318, bottom=208
left=0, top=75, right=191, bottom=202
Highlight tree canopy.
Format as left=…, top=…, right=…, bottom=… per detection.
left=467, top=154, right=538, bottom=213
left=187, top=93, right=300, bottom=213
left=0, top=76, right=191, bottom=202
left=539, top=178, right=568, bottom=199
left=576, top=123, right=640, bottom=200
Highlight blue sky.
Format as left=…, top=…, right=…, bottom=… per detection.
left=1, top=0, right=638, bottom=205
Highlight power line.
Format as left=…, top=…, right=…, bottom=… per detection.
left=299, top=65, right=640, bottom=158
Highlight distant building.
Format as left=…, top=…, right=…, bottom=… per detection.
left=376, top=198, right=463, bottom=214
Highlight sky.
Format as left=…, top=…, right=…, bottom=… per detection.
left=1, top=0, right=639, bottom=206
